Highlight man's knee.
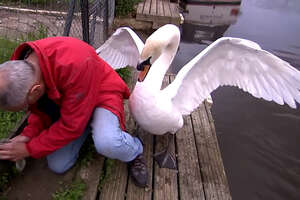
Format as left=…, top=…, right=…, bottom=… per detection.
left=47, top=157, right=76, bottom=174
left=93, top=129, right=122, bottom=158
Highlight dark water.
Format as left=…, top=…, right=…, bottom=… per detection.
left=171, top=0, right=300, bottom=199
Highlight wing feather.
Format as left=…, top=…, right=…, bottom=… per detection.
left=96, top=27, right=144, bottom=69
left=162, top=37, right=300, bottom=115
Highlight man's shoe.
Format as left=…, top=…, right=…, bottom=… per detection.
left=128, top=154, right=148, bottom=187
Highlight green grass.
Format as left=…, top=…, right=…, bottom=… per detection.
left=0, top=112, right=25, bottom=139
left=0, top=25, right=48, bottom=140
left=52, top=179, right=86, bottom=200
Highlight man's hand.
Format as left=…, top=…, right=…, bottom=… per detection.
left=0, top=141, right=29, bottom=162
left=10, top=135, right=30, bottom=143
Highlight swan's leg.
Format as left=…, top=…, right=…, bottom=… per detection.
left=154, top=133, right=177, bottom=170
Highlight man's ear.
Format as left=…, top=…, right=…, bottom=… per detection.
left=27, top=84, right=43, bottom=104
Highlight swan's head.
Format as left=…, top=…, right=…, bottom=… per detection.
left=137, top=24, right=180, bottom=82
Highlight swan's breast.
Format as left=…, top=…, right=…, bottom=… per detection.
left=129, top=85, right=183, bottom=135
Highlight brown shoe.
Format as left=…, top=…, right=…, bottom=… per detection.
left=128, top=154, right=148, bottom=187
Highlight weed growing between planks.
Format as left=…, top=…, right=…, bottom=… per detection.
left=52, top=179, right=86, bottom=200
left=98, top=158, right=115, bottom=192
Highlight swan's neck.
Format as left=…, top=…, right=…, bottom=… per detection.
left=142, top=46, right=177, bottom=91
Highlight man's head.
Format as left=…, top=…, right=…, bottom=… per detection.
left=0, top=60, right=45, bottom=111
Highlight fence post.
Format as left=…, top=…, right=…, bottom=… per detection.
left=63, top=0, right=77, bottom=36
left=103, top=0, right=108, bottom=41
left=80, top=0, right=90, bottom=44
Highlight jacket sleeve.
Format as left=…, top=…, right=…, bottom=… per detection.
left=21, top=112, right=52, bottom=139
left=25, top=60, right=96, bottom=158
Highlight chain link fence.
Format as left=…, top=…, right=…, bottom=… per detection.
left=0, top=0, right=114, bottom=63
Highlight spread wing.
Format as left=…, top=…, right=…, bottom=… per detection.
left=96, top=27, right=144, bottom=69
left=162, top=37, right=300, bottom=115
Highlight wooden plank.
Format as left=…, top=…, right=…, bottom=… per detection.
left=157, top=0, right=164, bottom=17
left=205, top=101, right=231, bottom=199
left=153, top=75, right=178, bottom=200
left=162, top=0, right=172, bottom=17
left=170, top=3, right=180, bottom=25
left=126, top=131, right=154, bottom=200
left=191, top=104, right=232, bottom=200
left=176, top=115, right=206, bottom=200
left=78, top=155, right=105, bottom=200
left=143, top=0, right=152, bottom=15
left=150, top=0, right=157, bottom=16
left=168, top=74, right=206, bottom=200
left=137, top=2, right=144, bottom=16
left=99, top=160, right=128, bottom=200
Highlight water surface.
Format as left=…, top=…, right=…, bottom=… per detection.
left=171, top=0, right=300, bottom=199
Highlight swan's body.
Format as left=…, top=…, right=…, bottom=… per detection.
left=96, top=24, right=300, bottom=168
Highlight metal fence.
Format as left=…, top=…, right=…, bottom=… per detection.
left=0, top=0, right=114, bottom=62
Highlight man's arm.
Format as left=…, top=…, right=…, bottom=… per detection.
left=21, top=112, right=52, bottom=139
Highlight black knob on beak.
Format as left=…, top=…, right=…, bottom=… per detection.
left=137, top=63, right=145, bottom=71
left=137, top=57, right=152, bottom=71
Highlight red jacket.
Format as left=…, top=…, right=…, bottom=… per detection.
left=11, top=37, right=130, bottom=158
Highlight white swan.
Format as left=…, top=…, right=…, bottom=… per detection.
left=96, top=24, right=300, bottom=169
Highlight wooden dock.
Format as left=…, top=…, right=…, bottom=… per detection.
left=136, top=0, right=182, bottom=29
left=1, top=74, right=231, bottom=200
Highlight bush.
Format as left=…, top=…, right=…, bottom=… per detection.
left=115, top=0, right=141, bottom=17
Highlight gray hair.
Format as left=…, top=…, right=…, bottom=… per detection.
left=0, top=60, right=35, bottom=109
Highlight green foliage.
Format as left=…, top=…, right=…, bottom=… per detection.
left=20, top=24, right=48, bottom=42
left=0, top=173, right=9, bottom=191
left=115, top=66, right=132, bottom=84
left=52, top=179, right=86, bottom=200
left=0, top=38, right=19, bottom=64
left=0, top=111, right=25, bottom=139
left=0, top=165, right=20, bottom=193
left=0, top=24, right=48, bottom=63
left=115, top=0, right=141, bottom=17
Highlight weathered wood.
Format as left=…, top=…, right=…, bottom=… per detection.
left=170, top=3, right=180, bottom=23
left=170, top=73, right=205, bottom=200
left=162, top=0, right=171, bottom=17
left=99, top=160, right=128, bottom=200
left=143, top=0, right=151, bottom=15
left=126, top=130, right=154, bottom=200
left=153, top=75, right=179, bottom=200
left=157, top=0, right=164, bottom=17
left=137, top=2, right=144, bottom=17
left=191, top=104, right=232, bottom=200
left=150, top=0, right=157, bottom=16
left=78, top=155, right=105, bottom=200
left=136, top=0, right=181, bottom=28
left=176, top=115, right=206, bottom=200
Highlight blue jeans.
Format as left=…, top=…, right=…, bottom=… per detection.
left=47, top=107, right=143, bottom=174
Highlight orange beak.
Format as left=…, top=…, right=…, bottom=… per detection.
left=138, top=65, right=150, bottom=82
